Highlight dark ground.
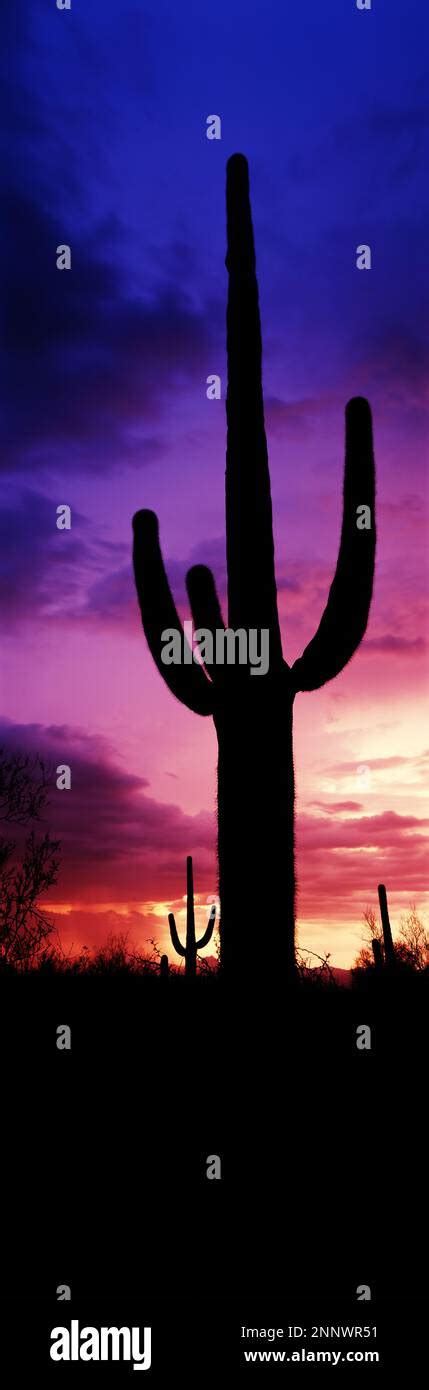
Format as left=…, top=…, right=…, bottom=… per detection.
left=0, top=972, right=427, bottom=1376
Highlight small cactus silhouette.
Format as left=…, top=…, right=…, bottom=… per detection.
left=377, top=883, right=396, bottom=966
left=168, top=856, right=216, bottom=977
left=159, top=954, right=169, bottom=978
left=133, top=154, right=376, bottom=981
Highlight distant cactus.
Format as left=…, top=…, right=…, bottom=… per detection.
left=372, top=937, right=384, bottom=970
left=168, top=856, right=216, bottom=977
left=160, top=954, right=169, bottom=978
left=377, top=884, right=396, bottom=966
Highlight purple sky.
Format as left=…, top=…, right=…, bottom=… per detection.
left=1, top=0, right=428, bottom=965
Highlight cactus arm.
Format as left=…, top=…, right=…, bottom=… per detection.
left=225, top=154, right=283, bottom=663
left=168, top=912, right=186, bottom=957
left=186, top=566, right=224, bottom=633
left=132, top=509, right=214, bottom=715
left=196, top=904, right=216, bottom=950
left=291, top=397, right=376, bottom=693
left=186, top=565, right=226, bottom=681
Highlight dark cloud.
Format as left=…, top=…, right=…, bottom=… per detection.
left=0, top=183, right=213, bottom=472
left=0, top=486, right=135, bottom=626
left=0, top=488, right=92, bottom=621
left=84, top=531, right=302, bottom=631
left=83, top=564, right=136, bottom=626
left=0, top=494, right=233, bottom=632
left=83, top=537, right=228, bottom=628
left=0, top=0, right=183, bottom=486
left=0, top=718, right=215, bottom=904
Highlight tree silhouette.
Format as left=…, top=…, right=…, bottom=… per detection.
left=0, top=750, right=51, bottom=826
left=355, top=905, right=383, bottom=970
left=0, top=749, right=60, bottom=970
left=396, top=907, right=428, bottom=971
left=133, top=154, right=376, bottom=981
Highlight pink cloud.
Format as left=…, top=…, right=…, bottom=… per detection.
left=295, top=807, right=428, bottom=930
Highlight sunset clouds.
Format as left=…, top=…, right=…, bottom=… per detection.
left=1, top=0, right=428, bottom=967
left=1, top=714, right=426, bottom=968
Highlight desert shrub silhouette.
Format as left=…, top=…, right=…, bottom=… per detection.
left=133, top=155, right=376, bottom=981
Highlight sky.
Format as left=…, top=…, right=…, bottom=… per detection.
left=1, top=0, right=428, bottom=967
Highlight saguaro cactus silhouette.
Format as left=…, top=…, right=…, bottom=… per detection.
left=168, top=856, right=216, bottom=976
left=133, top=154, right=376, bottom=981
left=377, top=883, right=396, bottom=965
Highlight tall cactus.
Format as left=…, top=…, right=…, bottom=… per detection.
left=133, top=154, right=376, bottom=981
left=377, top=883, right=396, bottom=965
left=168, top=856, right=216, bottom=977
